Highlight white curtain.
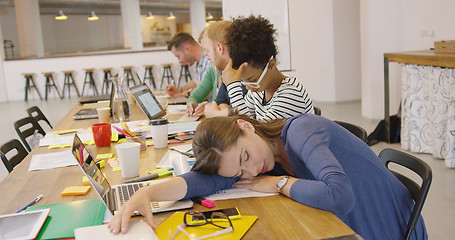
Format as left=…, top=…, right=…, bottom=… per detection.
left=401, top=64, right=455, bottom=168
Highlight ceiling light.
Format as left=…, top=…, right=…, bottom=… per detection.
left=88, top=11, right=99, bottom=21
left=167, top=11, right=176, bottom=20
left=146, top=11, right=154, bottom=20
left=206, top=12, right=214, bottom=20
left=55, top=10, right=67, bottom=20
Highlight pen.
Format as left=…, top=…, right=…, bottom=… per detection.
left=16, top=194, right=43, bottom=213
left=191, top=197, right=216, bottom=208
left=171, top=148, right=195, bottom=158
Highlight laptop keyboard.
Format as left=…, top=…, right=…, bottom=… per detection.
left=117, top=183, right=161, bottom=210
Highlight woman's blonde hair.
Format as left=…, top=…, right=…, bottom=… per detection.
left=192, top=112, right=286, bottom=174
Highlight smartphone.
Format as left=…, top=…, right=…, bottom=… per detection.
left=175, top=134, right=194, bottom=141
left=189, top=207, right=241, bottom=224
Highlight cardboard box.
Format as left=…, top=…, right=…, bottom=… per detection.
left=434, top=40, right=455, bottom=53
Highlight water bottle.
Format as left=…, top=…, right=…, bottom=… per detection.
left=111, top=75, right=130, bottom=122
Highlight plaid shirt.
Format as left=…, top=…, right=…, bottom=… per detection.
left=194, top=50, right=212, bottom=85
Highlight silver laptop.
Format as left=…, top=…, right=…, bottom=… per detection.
left=73, top=88, right=114, bottom=120
left=129, top=83, right=200, bottom=122
left=70, top=134, right=193, bottom=217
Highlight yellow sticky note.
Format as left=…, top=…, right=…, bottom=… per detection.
left=96, top=153, right=114, bottom=159
left=61, top=186, right=91, bottom=196
left=98, top=160, right=106, bottom=168
left=113, top=166, right=121, bottom=172
left=48, top=144, right=64, bottom=149
left=111, top=132, right=119, bottom=142
left=82, top=140, right=95, bottom=145
left=146, top=140, right=154, bottom=146
left=118, top=138, right=127, bottom=143
left=82, top=176, right=90, bottom=186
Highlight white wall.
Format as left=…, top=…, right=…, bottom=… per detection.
left=361, top=0, right=455, bottom=119
left=288, top=0, right=361, bottom=103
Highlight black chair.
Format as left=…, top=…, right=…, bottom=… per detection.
left=313, top=106, right=321, bottom=116
left=378, top=148, right=432, bottom=240
left=334, top=120, right=368, bottom=142
left=26, top=106, right=53, bottom=129
left=14, top=116, right=46, bottom=152
left=1, top=139, right=28, bottom=172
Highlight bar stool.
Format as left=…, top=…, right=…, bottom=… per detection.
left=122, top=66, right=136, bottom=87
left=42, top=72, right=62, bottom=100
left=81, top=68, right=98, bottom=96
left=160, top=64, right=175, bottom=89
left=101, top=68, right=113, bottom=94
left=22, top=73, right=42, bottom=101
left=178, top=65, right=192, bottom=86
left=143, top=65, right=156, bottom=89
left=61, top=71, right=80, bottom=98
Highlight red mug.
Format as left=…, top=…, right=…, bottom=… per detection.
left=92, top=123, right=112, bottom=147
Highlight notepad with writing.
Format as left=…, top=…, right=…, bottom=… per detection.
left=26, top=199, right=106, bottom=240
left=155, top=211, right=258, bottom=240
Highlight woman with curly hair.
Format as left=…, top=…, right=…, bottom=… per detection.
left=222, top=15, right=314, bottom=121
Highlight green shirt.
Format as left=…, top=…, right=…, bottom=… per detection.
left=187, top=66, right=221, bottom=104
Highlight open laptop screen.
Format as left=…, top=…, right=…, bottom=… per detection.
left=71, top=134, right=110, bottom=198
left=129, top=83, right=166, bottom=120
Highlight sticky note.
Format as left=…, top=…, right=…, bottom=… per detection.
left=96, top=153, right=114, bottom=159
left=111, top=132, right=119, bottom=142
left=108, top=157, right=117, bottom=162
left=113, top=166, right=121, bottom=172
left=82, top=176, right=90, bottom=186
left=108, top=161, right=119, bottom=168
left=146, top=140, right=154, bottom=146
left=97, top=160, right=105, bottom=168
left=61, top=186, right=91, bottom=196
left=118, top=138, right=127, bottom=143
left=148, top=168, right=173, bottom=177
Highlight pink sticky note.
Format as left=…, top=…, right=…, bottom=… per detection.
left=109, top=161, right=119, bottom=168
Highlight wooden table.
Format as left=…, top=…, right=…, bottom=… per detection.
left=0, top=102, right=356, bottom=239
left=383, top=50, right=455, bottom=142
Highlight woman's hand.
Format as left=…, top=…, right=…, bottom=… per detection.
left=233, top=175, right=282, bottom=193
left=221, top=59, right=248, bottom=85
left=107, top=187, right=156, bottom=234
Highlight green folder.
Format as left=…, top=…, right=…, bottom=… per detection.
left=26, top=198, right=106, bottom=240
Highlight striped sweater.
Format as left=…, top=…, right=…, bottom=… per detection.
left=226, top=77, right=314, bottom=121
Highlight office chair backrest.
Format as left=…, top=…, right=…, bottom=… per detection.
left=334, top=120, right=368, bottom=142
left=14, top=116, right=46, bottom=152
left=26, top=106, right=53, bottom=129
left=1, top=139, right=28, bottom=172
left=378, top=148, right=432, bottom=240
left=313, top=106, right=321, bottom=116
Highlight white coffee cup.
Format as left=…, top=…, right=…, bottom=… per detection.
left=115, top=142, right=140, bottom=178
left=150, top=119, right=169, bottom=149
left=97, top=107, right=111, bottom=123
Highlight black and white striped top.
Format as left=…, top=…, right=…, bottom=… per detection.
left=227, top=77, right=314, bottom=121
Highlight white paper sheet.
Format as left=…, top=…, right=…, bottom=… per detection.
left=28, top=150, right=78, bottom=171
left=206, top=188, right=278, bottom=201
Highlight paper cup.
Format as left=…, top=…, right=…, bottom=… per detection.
left=115, top=142, right=140, bottom=178
left=97, top=107, right=111, bottom=123
left=150, top=119, right=168, bottom=149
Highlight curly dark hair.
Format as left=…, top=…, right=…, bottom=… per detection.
left=226, top=15, right=278, bottom=69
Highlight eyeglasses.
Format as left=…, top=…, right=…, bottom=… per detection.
left=241, top=57, right=273, bottom=89
left=169, top=211, right=234, bottom=240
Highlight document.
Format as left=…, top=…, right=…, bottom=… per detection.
left=28, top=150, right=78, bottom=171
left=206, top=187, right=278, bottom=201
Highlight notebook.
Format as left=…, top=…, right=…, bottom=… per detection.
left=71, top=134, right=193, bottom=219
left=73, top=87, right=114, bottom=120
left=129, top=83, right=200, bottom=122
left=79, top=94, right=111, bottom=104
left=26, top=199, right=106, bottom=240
left=75, top=220, right=158, bottom=240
